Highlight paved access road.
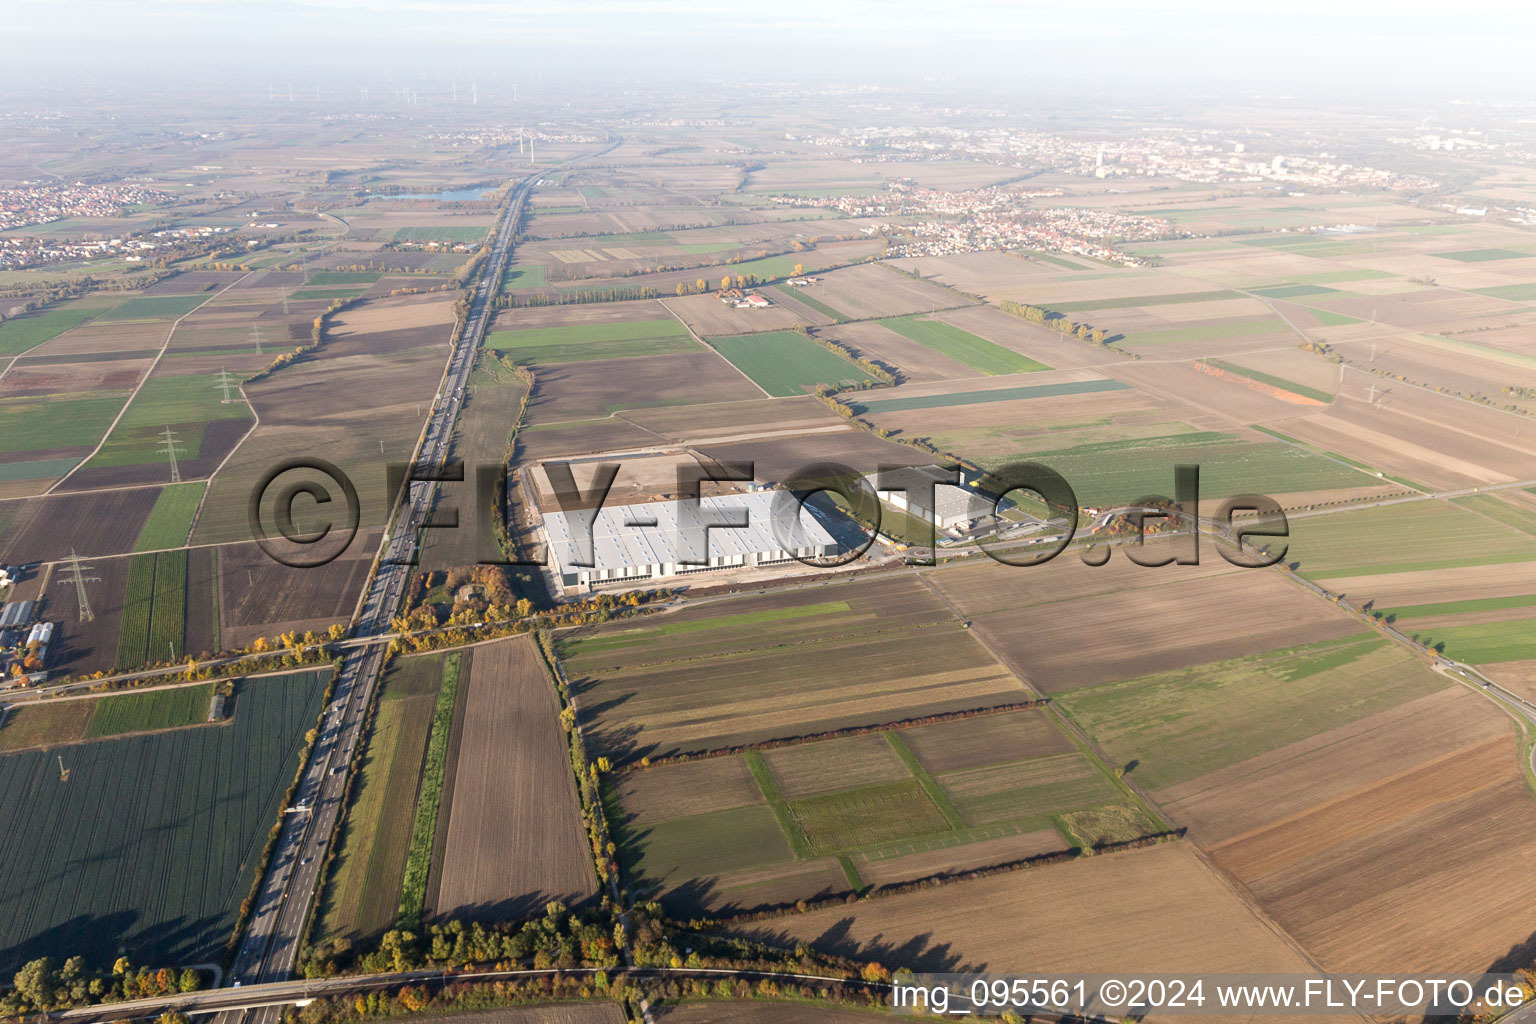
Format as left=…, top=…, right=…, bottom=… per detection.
left=223, top=179, right=530, bottom=1006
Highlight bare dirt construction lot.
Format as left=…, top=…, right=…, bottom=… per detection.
left=927, top=557, right=1361, bottom=692
left=429, top=635, right=596, bottom=921
left=725, top=842, right=1315, bottom=975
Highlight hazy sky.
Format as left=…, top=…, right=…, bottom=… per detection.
left=7, top=0, right=1536, bottom=102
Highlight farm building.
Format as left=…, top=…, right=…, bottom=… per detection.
left=868, top=466, right=997, bottom=531
left=540, top=490, right=839, bottom=592
left=0, top=600, right=35, bottom=628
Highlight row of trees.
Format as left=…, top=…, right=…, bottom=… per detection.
left=3, top=956, right=201, bottom=1014
left=999, top=299, right=1112, bottom=346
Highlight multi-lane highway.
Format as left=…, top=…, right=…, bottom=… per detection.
left=223, top=179, right=530, bottom=1003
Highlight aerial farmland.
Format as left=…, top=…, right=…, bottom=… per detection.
left=1, top=17, right=1536, bottom=1023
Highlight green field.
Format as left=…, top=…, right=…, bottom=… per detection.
left=0, top=671, right=327, bottom=971
left=1385, top=594, right=1536, bottom=620
left=1056, top=636, right=1442, bottom=789
left=1419, top=619, right=1536, bottom=664
left=0, top=392, right=131, bottom=456
left=1452, top=493, right=1536, bottom=536
left=392, top=225, right=490, bottom=244
left=1249, top=284, right=1339, bottom=299
left=133, top=481, right=206, bottom=550
left=1305, top=307, right=1364, bottom=326
left=878, top=315, right=1049, bottom=375
left=86, top=373, right=253, bottom=467
left=0, top=304, right=96, bottom=356
left=315, top=656, right=444, bottom=942
left=706, top=330, right=879, bottom=397
left=578, top=187, right=609, bottom=200
left=84, top=684, right=214, bottom=738
left=848, top=378, right=1128, bottom=415
left=1007, top=429, right=1370, bottom=507
left=1020, top=250, right=1092, bottom=270
left=1206, top=358, right=1334, bottom=403
left=1294, top=500, right=1536, bottom=578
left=1472, top=283, right=1536, bottom=301
left=504, top=264, right=546, bottom=289
left=1433, top=248, right=1534, bottom=262
left=288, top=287, right=368, bottom=301
left=95, top=294, right=209, bottom=321
left=117, top=549, right=189, bottom=668
left=485, top=317, right=695, bottom=363
left=1045, top=290, right=1243, bottom=313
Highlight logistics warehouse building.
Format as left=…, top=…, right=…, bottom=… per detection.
left=540, top=490, right=840, bottom=591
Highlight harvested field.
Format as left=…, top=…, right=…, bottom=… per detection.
left=760, top=733, right=910, bottom=798
left=433, top=636, right=596, bottom=920
left=216, top=537, right=376, bottom=646
left=1055, top=635, right=1446, bottom=788
left=853, top=828, right=1068, bottom=888
left=615, top=757, right=764, bottom=821
left=901, top=708, right=1074, bottom=773
left=1213, top=733, right=1536, bottom=973
left=189, top=299, right=450, bottom=545
left=809, top=264, right=975, bottom=320
left=813, top=321, right=973, bottom=383
left=565, top=576, right=1025, bottom=762
left=486, top=317, right=696, bottom=365
left=661, top=294, right=810, bottom=337
left=928, top=558, right=1363, bottom=693
left=526, top=351, right=762, bottom=421
left=725, top=842, right=1316, bottom=974
left=0, top=486, right=158, bottom=563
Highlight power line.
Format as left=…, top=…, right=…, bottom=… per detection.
left=58, top=549, right=99, bottom=624
left=157, top=425, right=187, bottom=484
left=215, top=368, right=240, bottom=404
left=249, top=323, right=264, bottom=355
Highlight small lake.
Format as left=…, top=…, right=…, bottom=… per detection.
left=373, top=186, right=498, bottom=202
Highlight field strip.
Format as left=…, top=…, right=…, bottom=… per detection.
left=679, top=424, right=856, bottom=446
left=45, top=269, right=257, bottom=495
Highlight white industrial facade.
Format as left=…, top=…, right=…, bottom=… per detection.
left=541, top=490, right=840, bottom=591
left=869, top=467, right=996, bottom=530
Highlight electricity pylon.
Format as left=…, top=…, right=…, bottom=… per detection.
left=157, top=426, right=186, bottom=483
left=58, top=549, right=98, bottom=623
